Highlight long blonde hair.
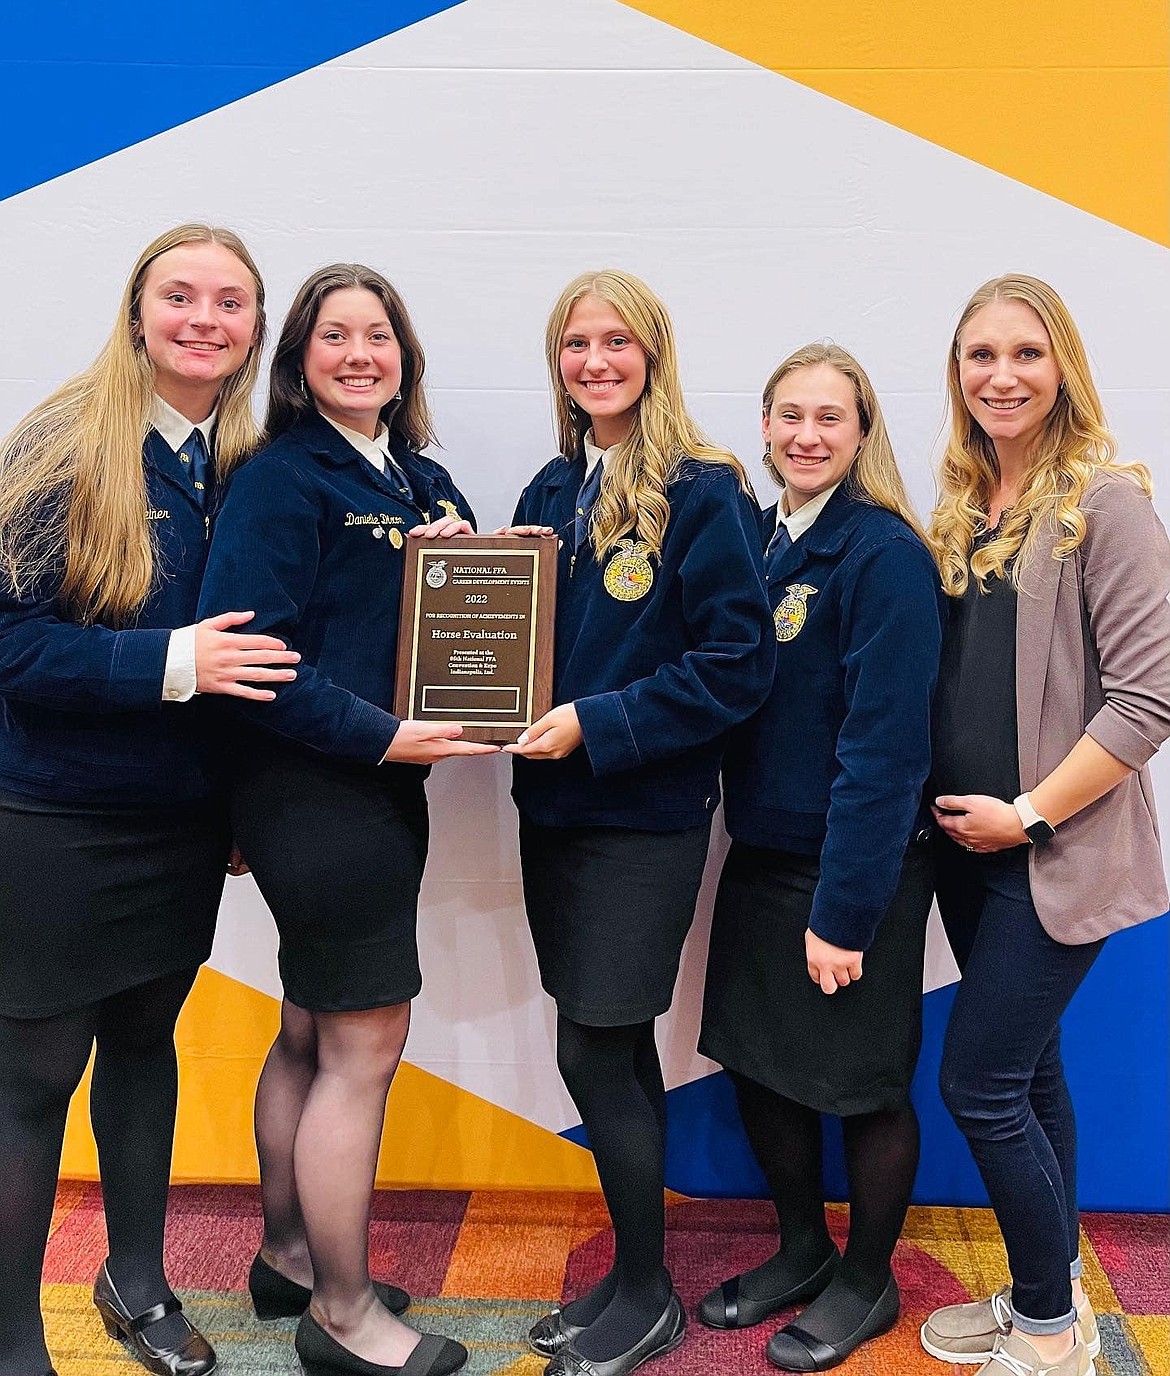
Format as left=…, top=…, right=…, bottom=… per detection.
left=762, top=342, right=927, bottom=543
left=545, top=270, right=748, bottom=561
left=929, top=273, right=1150, bottom=595
left=0, top=224, right=266, bottom=624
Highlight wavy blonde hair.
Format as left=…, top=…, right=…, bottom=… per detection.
left=0, top=224, right=266, bottom=624
left=929, top=273, right=1149, bottom=596
left=545, top=270, right=747, bottom=560
left=762, top=342, right=927, bottom=543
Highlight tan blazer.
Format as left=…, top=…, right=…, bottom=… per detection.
left=1017, top=472, right=1170, bottom=943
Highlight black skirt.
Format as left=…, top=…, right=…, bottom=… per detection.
left=231, top=744, right=429, bottom=1013
left=0, top=790, right=228, bottom=1019
left=699, top=837, right=933, bottom=1115
left=518, top=818, right=712, bottom=1026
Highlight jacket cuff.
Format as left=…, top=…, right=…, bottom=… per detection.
left=337, top=698, right=401, bottom=763
left=808, top=894, right=882, bottom=953
left=110, top=628, right=172, bottom=709
left=576, top=691, right=640, bottom=776
left=1085, top=708, right=1159, bottom=771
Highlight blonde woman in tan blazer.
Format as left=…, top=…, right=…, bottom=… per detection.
left=918, top=274, right=1170, bottom=1376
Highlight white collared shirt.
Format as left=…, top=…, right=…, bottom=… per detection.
left=152, top=395, right=217, bottom=704
left=583, top=431, right=620, bottom=475
left=774, top=480, right=844, bottom=547
left=150, top=394, right=217, bottom=457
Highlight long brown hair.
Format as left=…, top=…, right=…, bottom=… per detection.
left=0, top=224, right=266, bottom=624
left=545, top=270, right=748, bottom=561
left=266, top=264, right=435, bottom=451
left=929, top=273, right=1150, bottom=595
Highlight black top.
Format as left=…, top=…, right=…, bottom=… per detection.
left=931, top=528, right=1020, bottom=803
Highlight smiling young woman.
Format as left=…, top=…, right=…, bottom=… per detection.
left=198, top=262, right=494, bottom=1376
left=698, top=342, right=944, bottom=1374
left=501, top=270, right=775, bottom=1376
left=922, top=275, right=1170, bottom=1376
left=0, top=223, right=300, bottom=1376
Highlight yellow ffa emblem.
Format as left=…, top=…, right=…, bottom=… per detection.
left=437, top=499, right=459, bottom=519
left=603, top=540, right=655, bottom=602
left=388, top=527, right=404, bottom=549
left=774, top=584, right=818, bottom=642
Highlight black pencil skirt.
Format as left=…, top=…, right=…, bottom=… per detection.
left=518, top=817, right=712, bottom=1027
left=231, top=744, right=429, bottom=1013
left=0, top=789, right=229, bottom=1019
left=699, top=837, right=933, bottom=1115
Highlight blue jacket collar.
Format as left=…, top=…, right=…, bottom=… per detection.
left=766, top=485, right=875, bottom=583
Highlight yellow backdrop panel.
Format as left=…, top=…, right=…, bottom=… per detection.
left=61, top=968, right=600, bottom=1190
left=622, top=0, right=1170, bottom=245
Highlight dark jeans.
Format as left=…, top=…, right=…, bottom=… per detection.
left=935, top=840, right=1104, bottom=1334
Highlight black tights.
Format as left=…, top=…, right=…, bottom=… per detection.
left=0, top=969, right=198, bottom=1376
left=730, top=1071, right=918, bottom=1338
left=555, top=1015, right=673, bottom=1362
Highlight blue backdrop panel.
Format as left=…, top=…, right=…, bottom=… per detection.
left=564, top=915, right=1169, bottom=1211
left=0, top=1, right=462, bottom=201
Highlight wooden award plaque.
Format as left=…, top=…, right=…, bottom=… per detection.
left=394, top=535, right=557, bottom=744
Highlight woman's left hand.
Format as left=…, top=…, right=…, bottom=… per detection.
left=408, top=516, right=474, bottom=539
left=805, top=930, right=863, bottom=995
left=932, top=793, right=1027, bottom=852
left=503, top=704, right=583, bottom=759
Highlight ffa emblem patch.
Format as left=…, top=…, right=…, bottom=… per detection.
left=425, top=559, right=448, bottom=589
left=437, top=499, right=460, bottom=519
left=389, top=528, right=404, bottom=549
left=774, top=583, right=818, bottom=642
left=603, top=540, right=655, bottom=601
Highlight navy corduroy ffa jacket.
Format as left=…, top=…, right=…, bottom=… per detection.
left=510, top=454, right=775, bottom=831
left=0, top=430, right=221, bottom=805
left=197, top=410, right=473, bottom=763
left=722, top=484, right=945, bottom=951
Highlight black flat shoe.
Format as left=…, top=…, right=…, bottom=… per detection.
left=248, top=1252, right=410, bottom=1320
left=93, top=1261, right=217, bottom=1376
left=546, top=1292, right=686, bottom=1376
left=294, top=1313, right=467, bottom=1375
left=528, top=1304, right=589, bottom=1357
left=766, top=1274, right=900, bottom=1371
left=699, top=1250, right=840, bottom=1330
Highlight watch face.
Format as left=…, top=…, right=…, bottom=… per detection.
left=1026, top=818, right=1056, bottom=843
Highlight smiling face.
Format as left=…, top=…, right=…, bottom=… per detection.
left=957, top=298, right=1063, bottom=466
left=302, top=286, right=404, bottom=439
left=558, top=295, right=648, bottom=449
left=137, top=242, right=259, bottom=420
left=763, top=363, right=862, bottom=511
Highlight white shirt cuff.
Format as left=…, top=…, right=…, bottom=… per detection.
left=163, top=624, right=199, bottom=702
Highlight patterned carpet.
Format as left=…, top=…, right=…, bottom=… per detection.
left=42, top=1184, right=1167, bottom=1375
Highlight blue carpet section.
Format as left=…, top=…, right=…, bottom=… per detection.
left=0, top=1, right=464, bottom=201
left=562, top=915, right=1169, bottom=1210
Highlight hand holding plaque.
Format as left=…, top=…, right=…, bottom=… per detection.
left=395, top=534, right=556, bottom=744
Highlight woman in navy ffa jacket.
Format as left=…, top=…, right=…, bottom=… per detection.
left=504, top=270, right=774, bottom=1376
left=198, top=264, right=490, bottom=1376
left=698, top=343, right=944, bottom=1373
left=0, top=224, right=298, bottom=1376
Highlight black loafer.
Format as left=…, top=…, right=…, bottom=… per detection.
left=528, top=1304, right=589, bottom=1357
left=766, top=1274, right=900, bottom=1371
left=546, top=1291, right=686, bottom=1376
left=93, top=1261, right=217, bottom=1376
left=248, top=1251, right=410, bottom=1319
left=699, top=1250, right=840, bottom=1329
left=294, top=1312, right=467, bottom=1375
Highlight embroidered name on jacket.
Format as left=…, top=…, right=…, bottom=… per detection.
left=774, top=583, right=818, bottom=641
